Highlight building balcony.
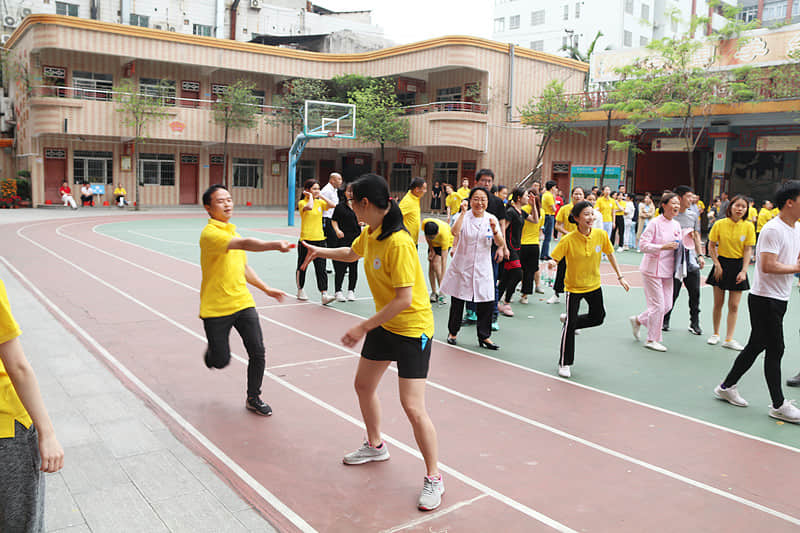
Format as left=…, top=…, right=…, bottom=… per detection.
left=403, top=102, right=488, bottom=151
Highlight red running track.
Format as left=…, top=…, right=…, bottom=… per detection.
left=3, top=214, right=799, bottom=532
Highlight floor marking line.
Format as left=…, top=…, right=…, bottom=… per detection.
left=268, top=354, right=357, bottom=370
left=128, top=230, right=196, bottom=246
left=0, top=256, right=317, bottom=533
left=49, top=223, right=800, bottom=525
left=23, top=223, right=574, bottom=532
left=379, top=494, right=489, bottom=533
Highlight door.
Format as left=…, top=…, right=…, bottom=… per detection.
left=44, top=147, right=67, bottom=203
left=552, top=161, right=571, bottom=197
left=319, top=159, right=336, bottom=184
left=209, top=154, right=225, bottom=186
left=180, top=81, right=200, bottom=108
left=342, top=154, right=372, bottom=182
left=179, top=154, right=199, bottom=204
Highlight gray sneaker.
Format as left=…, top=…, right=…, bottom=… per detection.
left=342, top=441, right=390, bottom=465
left=417, top=475, right=445, bottom=511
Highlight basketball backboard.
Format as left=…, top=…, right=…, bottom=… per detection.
left=304, top=100, right=356, bottom=139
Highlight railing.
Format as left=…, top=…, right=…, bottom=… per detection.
left=401, top=101, right=488, bottom=115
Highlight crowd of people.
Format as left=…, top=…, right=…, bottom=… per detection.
left=57, top=180, right=128, bottom=209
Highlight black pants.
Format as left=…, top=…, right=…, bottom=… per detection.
left=202, top=307, right=265, bottom=398
left=498, top=265, right=522, bottom=303
left=334, top=260, right=358, bottom=292
left=520, top=244, right=540, bottom=294
left=449, top=298, right=493, bottom=341
left=559, top=288, right=606, bottom=367
left=663, top=269, right=700, bottom=328
left=297, top=239, right=328, bottom=292
left=323, top=218, right=338, bottom=249
left=553, top=258, right=566, bottom=296
left=722, top=294, right=787, bottom=409
left=611, top=215, right=625, bottom=247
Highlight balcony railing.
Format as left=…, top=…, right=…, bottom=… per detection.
left=401, top=101, right=488, bottom=115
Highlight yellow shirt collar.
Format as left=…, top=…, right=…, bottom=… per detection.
left=208, top=218, right=236, bottom=233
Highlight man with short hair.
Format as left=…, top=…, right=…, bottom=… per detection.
left=200, top=185, right=291, bottom=416
left=320, top=172, right=343, bottom=273
left=456, top=177, right=471, bottom=200
left=399, top=177, right=427, bottom=245
left=718, top=191, right=730, bottom=220
left=540, top=180, right=557, bottom=260
left=663, top=185, right=706, bottom=334
left=715, top=181, right=800, bottom=423
left=422, top=218, right=453, bottom=304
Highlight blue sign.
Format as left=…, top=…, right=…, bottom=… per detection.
left=90, top=184, right=105, bottom=195
left=570, top=165, right=623, bottom=190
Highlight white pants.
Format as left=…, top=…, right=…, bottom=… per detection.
left=62, top=194, right=76, bottom=209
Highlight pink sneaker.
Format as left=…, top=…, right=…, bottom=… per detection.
left=499, top=302, right=514, bottom=317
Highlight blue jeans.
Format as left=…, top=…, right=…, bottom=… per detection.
left=540, top=214, right=555, bottom=259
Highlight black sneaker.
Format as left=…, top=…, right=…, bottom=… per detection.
left=662, top=324, right=670, bottom=332
left=688, top=324, right=702, bottom=336
left=246, top=397, right=273, bottom=416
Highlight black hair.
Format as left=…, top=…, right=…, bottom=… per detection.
left=490, top=185, right=498, bottom=193
left=351, top=174, right=407, bottom=241
left=509, top=186, right=526, bottom=204
left=475, top=169, right=494, bottom=182
left=468, top=186, right=491, bottom=202
left=497, top=185, right=508, bottom=193
left=202, top=184, right=227, bottom=206
left=774, top=180, right=800, bottom=210
left=571, top=186, right=585, bottom=197
left=726, top=195, right=749, bottom=219
left=568, top=200, right=592, bottom=225
left=545, top=180, right=556, bottom=190
left=673, top=185, right=693, bottom=198
left=336, top=186, right=347, bottom=203
left=660, top=192, right=678, bottom=208
left=423, top=221, right=439, bottom=237
left=303, top=179, right=319, bottom=191
left=409, top=177, right=426, bottom=190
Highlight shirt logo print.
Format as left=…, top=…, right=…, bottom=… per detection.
left=373, top=258, right=381, bottom=270
left=595, top=245, right=601, bottom=253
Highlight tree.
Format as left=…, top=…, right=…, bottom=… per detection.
left=212, top=80, right=260, bottom=188
left=268, top=78, right=329, bottom=143
left=561, top=30, right=607, bottom=92
left=114, top=78, right=169, bottom=210
left=348, top=78, right=409, bottom=178
left=329, top=74, right=372, bottom=103
left=518, top=79, right=584, bottom=187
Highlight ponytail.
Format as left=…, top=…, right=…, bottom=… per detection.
left=351, top=173, right=408, bottom=241
left=379, top=199, right=407, bottom=240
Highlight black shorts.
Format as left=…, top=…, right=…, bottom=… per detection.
left=431, top=246, right=449, bottom=257
left=361, top=326, right=432, bottom=379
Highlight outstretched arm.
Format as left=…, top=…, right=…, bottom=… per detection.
left=300, top=241, right=360, bottom=271
left=228, top=238, right=292, bottom=252
left=245, top=264, right=286, bottom=301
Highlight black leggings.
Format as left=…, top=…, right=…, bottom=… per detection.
left=559, top=288, right=606, bottom=367
left=498, top=265, right=522, bottom=303
left=449, top=298, right=493, bottom=341
left=202, top=307, right=265, bottom=398
left=296, top=239, right=328, bottom=292
left=334, top=260, right=358, bottom=292
left=611, top=215, right=625, bottom=247
left=553, top=258, right=567, bottom=296
left=520, top=244, right=540, bottom=295
left=722, top=294, right=787, bottom=409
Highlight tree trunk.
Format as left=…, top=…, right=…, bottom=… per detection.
left=380, top=142, right=386, bottom=179
left=687, top=145, right=695, bottom=191
left=223, top=125, right=229, bottom=189
left=599, top=110, right=612, bottom=187
left=133, top=134, right=140, bottom=211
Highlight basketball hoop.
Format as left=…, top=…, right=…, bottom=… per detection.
left=326, top=131, right=338, bottom=137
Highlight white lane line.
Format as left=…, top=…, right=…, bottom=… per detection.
left=0, top=256, right=316, bottom=533
left=380, top=494, right=489, bottom=533
left=93, top=223, right=800, bottom=454
left=27, top=223, right=574, bottom=532
left=256, top=297, right=374, bottom=310
left=128, top=230, right=196, bottom=246
left=269, top=354, right=357, bottom=370
left=62, top=223, right=800, bottom=525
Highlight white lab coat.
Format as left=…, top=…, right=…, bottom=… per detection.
left=440, top=210, right=497, bottom=302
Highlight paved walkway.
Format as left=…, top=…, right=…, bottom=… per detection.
left=2, top=208, right=279, bottom=532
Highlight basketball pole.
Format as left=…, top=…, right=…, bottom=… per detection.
left=287, top=133, right=309, bottom=227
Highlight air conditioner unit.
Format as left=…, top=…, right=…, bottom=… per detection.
left=250, top=0, right=261, bottom=9
left=168, top=26, right=176, bottom=32
left=3, top=16, right=17, bottom=28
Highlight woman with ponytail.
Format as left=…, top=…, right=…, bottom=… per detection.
left=497, top=187, right=533, bottom=315
left=300, top=174, right=444, bottom=512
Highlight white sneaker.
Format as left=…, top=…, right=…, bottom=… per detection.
left=417, top=474, right=445, bottom=511
left=617, top=247, right=624, bottom=253
left=707, top=334, right=720, bottom=345
left=769, top=399, right=800, bottom=423
left=335, top=291, right=346, bottom=302
left=557, top=365, right=571, bottom=378
left=629, top=316, right=641, bottom=341
left=714, top=384, right=748, bottom=407
left=343, top=440, right=390, bottom=465
left=559, top=313, right=566, bottom=324
left=722, top=339, right=744, bottom=351
left=519, top=295, right=529, bottom=304
left=534, top=286, right=545, bottom=294
left=429, top=291, right=437, bottom=303
left=347, top=290, right=356, bottom=301
left=321, top=292, right=336, bottom=306
left=546, top=294, right=560, bottom=304
left=296, top=289, right=308, bottom=301
left=644, top=341, right=667, bottom=352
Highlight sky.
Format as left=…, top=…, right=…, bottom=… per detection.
left=315, top=0, right=493, bottom=44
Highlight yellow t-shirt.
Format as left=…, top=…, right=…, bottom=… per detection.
left=556, top=202, right=577, bottom=234
left=747, top=206, right=758, bottom=224
left=708, top=217, right=756, bottom=259
left=399, top=192, right=422, bottom=244
left=298, top=198, right=330, bottom=241
left=113, top=187, right=127, bottom=196
left=521, top=204, right=543, bottom=245
left=199, top=219, right=256, bottom=318
left=771, top=207, right=780, bottom=217
left=0, top=279, right=33, bottom=438
left=595, top=196, right=614, bottom=222
left=457, top=187, right=471, bottom=200
left=550, top=228, right=614, bottom=293
left=542, top=191, right=556, bottom=215
left=614, top=200, right=626, bottom=218
left=697, top=200, right=705, bottom=211
left=446, top=192, right=462, bottom=214
left=757, top=208, right=775, bottom=233
left=351, top=226, right=434, bottom=338
left=422, top=218, right=453, bottom=249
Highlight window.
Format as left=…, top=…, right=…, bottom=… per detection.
left=140, top=77, right=176, bottom=106
left=56, top=2, right=78, bottom=16
left=624, top=30, right=632, bottom=47
left=575, top=2, right=581, bottom=18
left=562, top=35, right=569, bottom=48
left=494, top=17, right=505, bottom=33
left=530, top=40, right=544, bottom=51
left=390, top=163, right=412, bottom=192
left=72, top=71, right=113, bottom=101
left=396, top=92, right=416, bottom=107
left=251, top=89, right=265, bottom=113
left=130, top=14, right=149, bottom=27
left=436, top=86, right=461, bottom=103
left=433, top=162, right=459, bottom=187
left=73, top=151, right=113, bottom=184
left=509, top=15, right=520, bottom=29
left=641, top=3, right=649, bottom=21
left=737, top=6, right=758, bottom=22
left=140, top=154, right=175, bottom=186
left=563, top=5, right=569, bottom=20
left=531, top=10, right=545, bottom=25
left=233, top=158, right=263, bottom=188
left=192, top=24, right=212, bottom=36
left=640, top=36, right=649, bottom=46
left=762, top=1, right=789, bottom=21
left=624, top=0, right=634, bottom=15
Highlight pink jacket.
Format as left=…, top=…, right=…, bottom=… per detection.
left=639, top=215, right=681, bottom=278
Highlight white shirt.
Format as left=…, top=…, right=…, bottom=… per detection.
left=81, top=185, right=92, bottom=196
left=319, top=183, right=339, bottom=218
left=592, top=208, right=604, bottom=229
left=751, top=216, right=800, bottom=301
left=440, top=210, right=498, bottom=302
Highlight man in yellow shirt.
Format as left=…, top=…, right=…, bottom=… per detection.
left=1, top=278, right=64, bottom=531
left=595, top=186, right=615, bottom=239
left=200, top=185, right=291, bottom=416
left=757, top=200, right=775, bottom=235
left=456, top=177, right=471, bottom=200
left=113, top=183, right=128, bottom=207
left=444, top=183, right=463, bottom=224
left=399, top=177, right=427, bottom=245
left=540, top=180, right=557, bottom=260
left=422, top=218, right=453, bottom=304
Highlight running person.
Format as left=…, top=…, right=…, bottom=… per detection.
left=547, top=187, right=584, bottom=305
left=444, top=183, right=462, bottom=224
left=300, top=174, right=444, bottom=511
left=705, top=195, right=755, bottom=350
left=519, top=189, right=543, bottom=304
left=422, top=218, right=453, bottom=304
left=548, top=201, right=630, bottom=378
left=200, top=185, right=291, bottom=416
left=296, top=179, right=335, bottom=305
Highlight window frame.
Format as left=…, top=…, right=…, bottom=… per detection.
left=530, top=40, right=544, bottom=51
left=531, top=9, right=545, bottom=25
left=623, top=30, right=633, bottom=47
left=624, top=0, right=634, bottom=15
left=232, top=158, right=264, bottom=189
left=72, top=71, right=113, bottom=101
left=139, top=77, right=177, bottom=107
left=73, top=151, right=113, bottom=185
left=192, top=24, right=212, bottom=36
left=139, top=153, right=175, bottom=187
left=641, top=3, right=650, bottom=21
left=433, top=161, right=459, bottom=187
left=55, top=2, right=79, bottom=16
left=494, top=17, right=505, bottom=33
left=130, top=14, right=149, bottom=28
left=563, top=5, right=569, bottom=20
left=509, top=14, right=520, bottom=29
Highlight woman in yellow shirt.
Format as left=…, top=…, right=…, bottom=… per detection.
left=519, top=191, right=543, bottom=303
left=444, top=183, right=463, bottom=224
left=297, top=179, right=334, bottom=304
left=706, top=195, right=755, bottom=350
left=548, top=201, right=630, bottom=378
left=547, top=186, right=585, bottom=304
left=300, top=173, right=443, bottom=512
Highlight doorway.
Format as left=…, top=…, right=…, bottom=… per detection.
left=180, top=154, right=199, bottom=204
left=44, top=147, right=67, bottom=204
